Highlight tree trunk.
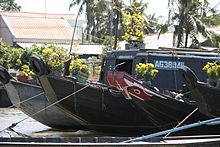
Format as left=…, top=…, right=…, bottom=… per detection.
left=114, top=11, right=119, bottom=50
left=185, top=31, right=189, bottom=48
left=177, top=26, right=183, bottom=48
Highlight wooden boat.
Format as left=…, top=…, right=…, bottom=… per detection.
left=179, top=65, right=220, bottom=117
left=107, top=71, right=210, bottom=127
left=29, top=55, right=188, bottom=135
left=0, top=65, right=85, bottom=130
left=30, top=53, right=220, bottom=135
left=100, top=49, right=220, bottom=93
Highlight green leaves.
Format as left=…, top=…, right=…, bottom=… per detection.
left=167, top=0, right=220, bottom=48
left=158, top=23, right=169, bottom=39
left=0, top=0, right=13, bottom=3
left=0, top=0, right=21, bottom=11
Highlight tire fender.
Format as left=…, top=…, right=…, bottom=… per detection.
left=179, top=65, right=198, bottom=89
left=29, top=55, right=47, bottom=76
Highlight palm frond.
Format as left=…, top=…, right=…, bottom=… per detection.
left=157, top=23, right=169, bottom=39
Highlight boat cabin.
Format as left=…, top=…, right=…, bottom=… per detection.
left=100, top=48, right=220, bottom=93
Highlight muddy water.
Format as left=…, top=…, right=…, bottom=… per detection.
left=0, top=108, right=99, bottom=138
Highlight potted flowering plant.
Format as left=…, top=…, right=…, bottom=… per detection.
left=135, top=63, right=158, bottom=86
left=202, top=62, right=220, bottom=86
left=122, top=0, right=145, bottom=49
left=41, top=45, right=67, bottom=76
left=17, top=64, right=33, bottom=83
left=69, top=59, right=82, bottom=76
left=69, top=59, right=90, bottom=83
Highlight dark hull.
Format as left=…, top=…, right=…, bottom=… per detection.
left=180, top=65, right=220, bottom=117
left=0, top=83, right=12, bottom=107
left=38, top=74, right=169, bottom=135
left=190, top=82, right=220, bottom=117
left=130, top=95, right=220, bottom=135
left=4, top=80, right=84, bottom=130
left=130, top=93, right=207, bottom=127
left=107, top=71, right=220, bottom=135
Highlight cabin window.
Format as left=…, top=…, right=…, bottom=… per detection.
left=115, top=59, right=133, bottom=74
left=140, top=59, right=146, bottom=64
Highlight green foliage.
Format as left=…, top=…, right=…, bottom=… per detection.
left=0, top=0, right=21, bottom=11
left=0, top=40, right=24, bottom=70
left=158, top=24, right=169, bottom=39
left=102, top=36, right=115, bottom=52
left=0, top=40, right=13, bottom=68
left=122, top=0, right=145, bottom=42
left=165, top=0, right=219, bottom=48
left=203, top=14, right=220, bottom=26
left=201, top=33, right=220, bottom=48
left=0, top=41, right=71, bottom=78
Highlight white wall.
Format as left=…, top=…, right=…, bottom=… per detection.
left=0, top=16, right=13, bottom=45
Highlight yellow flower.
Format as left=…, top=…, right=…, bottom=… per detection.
left=42, top=48, right=52, bottom=56
left=203, top=62, right=219, bottom=79
left=19, top=64, right=33, bottom=76
left=135, top=63, right=158, bottom=81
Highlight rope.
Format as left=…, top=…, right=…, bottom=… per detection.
left=0, top=83, right=90, bottom=134
left=121, top=117, right=220, bottom=143
left=8, top=92, right=44, bottom=109
left=164, top=107, right=198, bottom=137
left=101, top=86, right=106, bottom=111
left=7, top=127, right=31, bottom=138
left=0, top=91, right=44, bottom=137
left=171, top=50, right=178, bottom=92
left=73, top=82, right=77, bottom=114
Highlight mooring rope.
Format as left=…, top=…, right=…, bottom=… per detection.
left=0, top=83, right=91, bottom=134
left=7, top=127, right=31, bottom=138
left=8, top=92, right=44, bottom=109
left=121, top=117, right=220, bottom=143
left=0, top=91, right=44, bottom=137
left=164, top=107, right=198, bottom=137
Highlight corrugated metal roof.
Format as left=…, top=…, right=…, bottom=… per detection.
left=3, top=15, right=79, bottom=42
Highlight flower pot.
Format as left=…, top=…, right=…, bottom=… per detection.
left=50, top=70, right=62, bottom=77
left=216, top=79, right=220, bottom=88
left=78, top=71, right=89, bottom=78
left=207, top=78, right=217, bottom=87
left=142, top=80, right=152, bottom=87
left=72, top=70, right=79, bottom=77
left=77, top=71, right=89, bottom=83
left=17, top=75, right=28, bottom=83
